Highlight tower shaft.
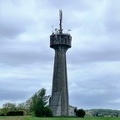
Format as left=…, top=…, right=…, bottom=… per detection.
left=50, top=47, right=69, bottom=116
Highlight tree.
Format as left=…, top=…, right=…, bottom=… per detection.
left=17, top=103, right=25, bottom=111
left=1, top=103, right=16, bottom=115
left=76, top=109, right=85, bottom=118
left=27, top=88, right=53, bottom=117
left=16, top=102, right=29, bottom=115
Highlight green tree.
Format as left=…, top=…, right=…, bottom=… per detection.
left=17, top=103, right=25, bottom=111
left=27, top=88, right=53, bottom=117
left=16, top=102, right=30, bottom=115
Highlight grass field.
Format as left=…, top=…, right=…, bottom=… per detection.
left=0, top=116, right=120, bottom=120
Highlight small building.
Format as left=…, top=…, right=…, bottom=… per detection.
left=69, top=105, right=77, bottom=116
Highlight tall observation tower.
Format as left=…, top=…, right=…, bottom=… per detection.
left=49, top=10, right=72, bottom=116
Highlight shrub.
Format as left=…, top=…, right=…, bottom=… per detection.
left=7, top=111, right=24, bottom=116
left=76, top=109, right=85, bottom=117
left=0, top=113, right=5, bottom=116
left=34, top=107, right=53, bottom=117
left=44, top=107, right=53, bottom=117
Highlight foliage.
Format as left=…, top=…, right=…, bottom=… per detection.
left=17, top=102, right=30, bottom=115
left=76, top=109, right=85, bottom=117
left=0, top=88, right=52, bottom=117
left=27, top=88, right=53, bottom=117
left=1, top=103, right=16, bottom=115
left=0, top=102, right=28, bottom=115
left=44, top=106, right=53, bottom=117
left=7, top=111, right=24, bottom=116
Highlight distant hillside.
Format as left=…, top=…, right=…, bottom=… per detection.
left=85, top=109, right=120, bottom=117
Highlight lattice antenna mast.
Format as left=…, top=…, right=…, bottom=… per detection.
left=59, top=10, right=63, bottom=34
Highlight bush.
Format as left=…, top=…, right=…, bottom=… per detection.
left=0, top=114, right=5, bottom=116
left=44, top=107, right=53, bottom=117
left=34, top=107, right=53, bottom=117
left=7, top=111, right=24, bottom=116
left=76, top=109, right=85, bottom=117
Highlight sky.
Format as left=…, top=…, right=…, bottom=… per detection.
left=0, top=0, right=120, bottom=110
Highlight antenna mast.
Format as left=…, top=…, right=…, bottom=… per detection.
left=59, top=9, right=63, bottom=34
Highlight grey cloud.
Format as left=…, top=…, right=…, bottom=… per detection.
left=0, top=19, right=26, bottom=38
left=68, top=62, right=120, bottom=109
left=0, top=77, right=46, bottom=101
left=46, top=0, right=90, bottom=11
left=0, top=0, right=39, bottom=38
left=104, top=0, right=120, bottom=35
left=0, top=88, right=29, bottom=101
left=69, top=77, right=120, bottom=109
left=0, top=40, right=53, bottom=66
left=70, top=91, right=119, bottom=109
left=68, top=48, right=120, bottom=64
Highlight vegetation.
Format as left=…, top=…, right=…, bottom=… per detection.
left=76, top=108, right=85, bottom=117
left=0, top=88, right=120, bottom=118
left=86, top=109, right=120, bottom=117
left=27, top=88, right=53, bottom=117
left=6, top=111, right=24, bottom=116
left=0, top=88, right=53, bottom=117
left=0, top=102, right=27, bottom=116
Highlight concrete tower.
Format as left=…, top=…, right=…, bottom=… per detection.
left=49, top=10, right=72, bottom=116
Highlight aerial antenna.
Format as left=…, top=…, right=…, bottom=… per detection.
left=59, top=9, right=63, bottom=34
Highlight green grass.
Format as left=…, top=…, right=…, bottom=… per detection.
left=0, top=116, right=120, bottom=120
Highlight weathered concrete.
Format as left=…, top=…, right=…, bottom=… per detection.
left=49, top=33, right=72, bottom=116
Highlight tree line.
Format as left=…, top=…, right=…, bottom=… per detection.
left=0, top=88, right=86, bottom=117
left=0, top=88, right=53, bottom=117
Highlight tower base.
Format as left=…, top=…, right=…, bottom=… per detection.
left=49, top=92, right=61, bottom=116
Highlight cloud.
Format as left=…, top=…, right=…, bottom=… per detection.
left=68, top=61, right=120, bottom=109
left=0, top=0, right=34, bottom=38
left=0, top=63, right=52, bottom=103
left=0, top=40, right=52, bottom=66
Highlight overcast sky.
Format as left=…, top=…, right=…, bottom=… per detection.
left=0, top=0, right=120, bottom=110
